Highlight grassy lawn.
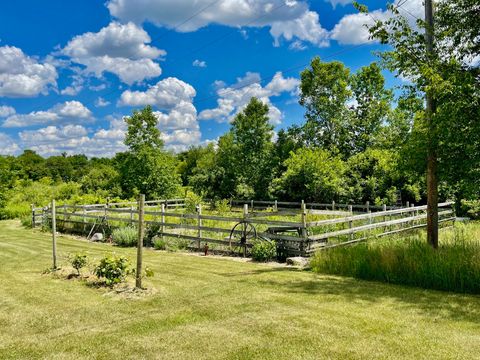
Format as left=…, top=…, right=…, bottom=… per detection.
left=1, top=220, right=480, bottom=359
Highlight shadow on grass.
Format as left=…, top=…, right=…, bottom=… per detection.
left=218, top=267, right=480, bottom=324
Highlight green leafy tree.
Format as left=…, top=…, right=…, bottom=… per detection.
left=230, top=97, right=274, bottom=198
left=118, top=106, right=181, bottom=200
left=271, top=148, right=346, bottom=202
left=299, top=58, right=352, bottom=154
left=349, top=63, right=393, bottom=154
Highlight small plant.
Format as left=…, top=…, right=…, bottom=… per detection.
left=251, top=240, right=277, bottom=262
left=213, top=199, right=230, bottom=213
left=20, top=215, right=32, bottom=228
left=144, top=267, right=154, bottom=278
left=461, top=199, right=480, bottom=219
left=153, top=236, right=166, bottom=250
left=70, top=252, right=88, bottom=275
left=153, top=236, right=190, bottom=251
left=112, top=226, right=137, bottom=247
left=94, top=254, right=133, bottom=286
left=185, top=192, right=203, bottom=214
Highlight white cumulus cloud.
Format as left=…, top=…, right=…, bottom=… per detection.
left=199, top=71, right=299, bottom=125
left=107, top=0, right=329, bottom=48
left=0, top=132, right=20, bottom=155
left=62, top=22, right=165, bottom=85
left=0, top=46, right=57, bottom=98
left=0, top=106, right=15, bottom=117
left=3, top=100, right=93, bottom=128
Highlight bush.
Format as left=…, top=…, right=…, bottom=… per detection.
left=213, top=199, right=230, bottom=213
left=153, top=236, right=190, bottom=251
left=251, top=240, right=277, bottom=262
left=185, top=192, right=203, bottom=214
left=310, top=224, right=480, bottom=294
left=112, top=226, right=137, bottom=247
left=70, top=253, right=88, bottom=275
left=94, top=254, right=133, bottom=286
left=153, top=236, right=166, bottom=250
left=20, top=215, right=32, bottom=228
left=460, top=199, right=480, bottom=219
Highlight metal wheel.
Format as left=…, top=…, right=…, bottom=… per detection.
left=229, top=221, right=256, bottom=257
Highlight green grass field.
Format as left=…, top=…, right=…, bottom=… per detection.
left=1, top=220, right=480, bottom=360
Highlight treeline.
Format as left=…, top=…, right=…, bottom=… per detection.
left=1, top=54, right=478, bottom=219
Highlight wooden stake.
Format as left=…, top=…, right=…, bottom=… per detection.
left=161, top=203, right=165, bottom=242
left=51, top=199, right=57, bottom=270
left=136, top=194, right=145, bottom=289
left=31, top=204, right=35, bottom=229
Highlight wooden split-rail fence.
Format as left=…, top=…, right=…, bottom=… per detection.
left=31, top=199, right=455, bottom=257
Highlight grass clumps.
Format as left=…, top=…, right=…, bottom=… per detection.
left=112, top=226, right=137, bottom=247
left=311, top=223, right=480, bottom=294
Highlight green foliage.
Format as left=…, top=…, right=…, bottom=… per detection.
left=153, top=236, right=190, bottom=251
left=184, top=192, right=202, bottom=214
left=20, top=215, right=32, bottom=228
left=112, top=226, right=138, bottom=247
left=251, top=240, right=277, bottom=262
left=271, top=148, right=346, bottom=202
left=152, top=237, right=167, bottom=250
left=70, top=253, right=88, bottom=275
left=460, top=200, right=480, bottom=220
left=94, top=254, right=133, bottom=286
left=119, top=105, right=181, bottom=200
left=311, top=225, right=480, bottom=294
left=213, top=199, right=230, bottom=213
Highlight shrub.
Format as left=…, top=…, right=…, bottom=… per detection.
left=112, top=226, right=137, bottom=247
left=20, top=215, right=32, bottom=228
left=251, top=240, right=276, bottom=262
left=94, top=255, right=133, bottom=286
left=153, top=236, right=190, bottom=251
left=213, top=199, right=230, bottom=213
left=70, top=253, right=88, bottom=275
left=310, top=224, right=480, bottom=294
left=185, top=192, right=203, bottom=214
left=460, top=199, right=480, bottom=219
left=153, top=236, right=166, bottom=250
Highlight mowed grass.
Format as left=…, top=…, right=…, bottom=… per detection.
left=1, top=221, right=480, bottom=360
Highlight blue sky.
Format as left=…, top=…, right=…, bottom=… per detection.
left=0, top=0, right=421, bottom=157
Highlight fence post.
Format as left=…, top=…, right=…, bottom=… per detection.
left=366, top=201, right=370, bottom=213
left=242, top=204, right=248, bottom=257
left=161, top=203, right=165, bottom=242
left=51, top=199, right=57, bottom=270
left=348, top=205, right=353, bottom=241
left=274, top=200, right=278, bottom=212
left=406, top=201, right=410, bottom=208
left=251, top=200, right=254, bottom=212
left=31, top=204, right=35, bottom=228
left=136, top=194, right=145, bottom=289
left=301, top=200, right=307, bottom=255
left=383, top=204, right=387, bottom=233
left=130, top=205, right=134, bottom=225
left=332, top=201, right=335, bottom=211
left=197, top=203, right=202, bottom=251
left=411, top=203, right=415, bottom=228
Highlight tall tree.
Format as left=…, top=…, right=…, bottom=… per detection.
left=119, top=106, right=180, bottom=200
left=360, top=0, right=480, bottom=247
left=230, top=97, right=274, bottom=198
left=299, top=58, right=352, bottom=154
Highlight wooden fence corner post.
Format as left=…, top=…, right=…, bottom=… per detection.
left=51, top=199, right=57, bottom=270
left=197, top=203, right=202, bottom=251
left=31, top=204, right=35, bottom=229
left=136, top=194, right=145, bottom=289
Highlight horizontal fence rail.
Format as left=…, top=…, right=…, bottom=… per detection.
left=32, top=199, right=455, bottom=257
